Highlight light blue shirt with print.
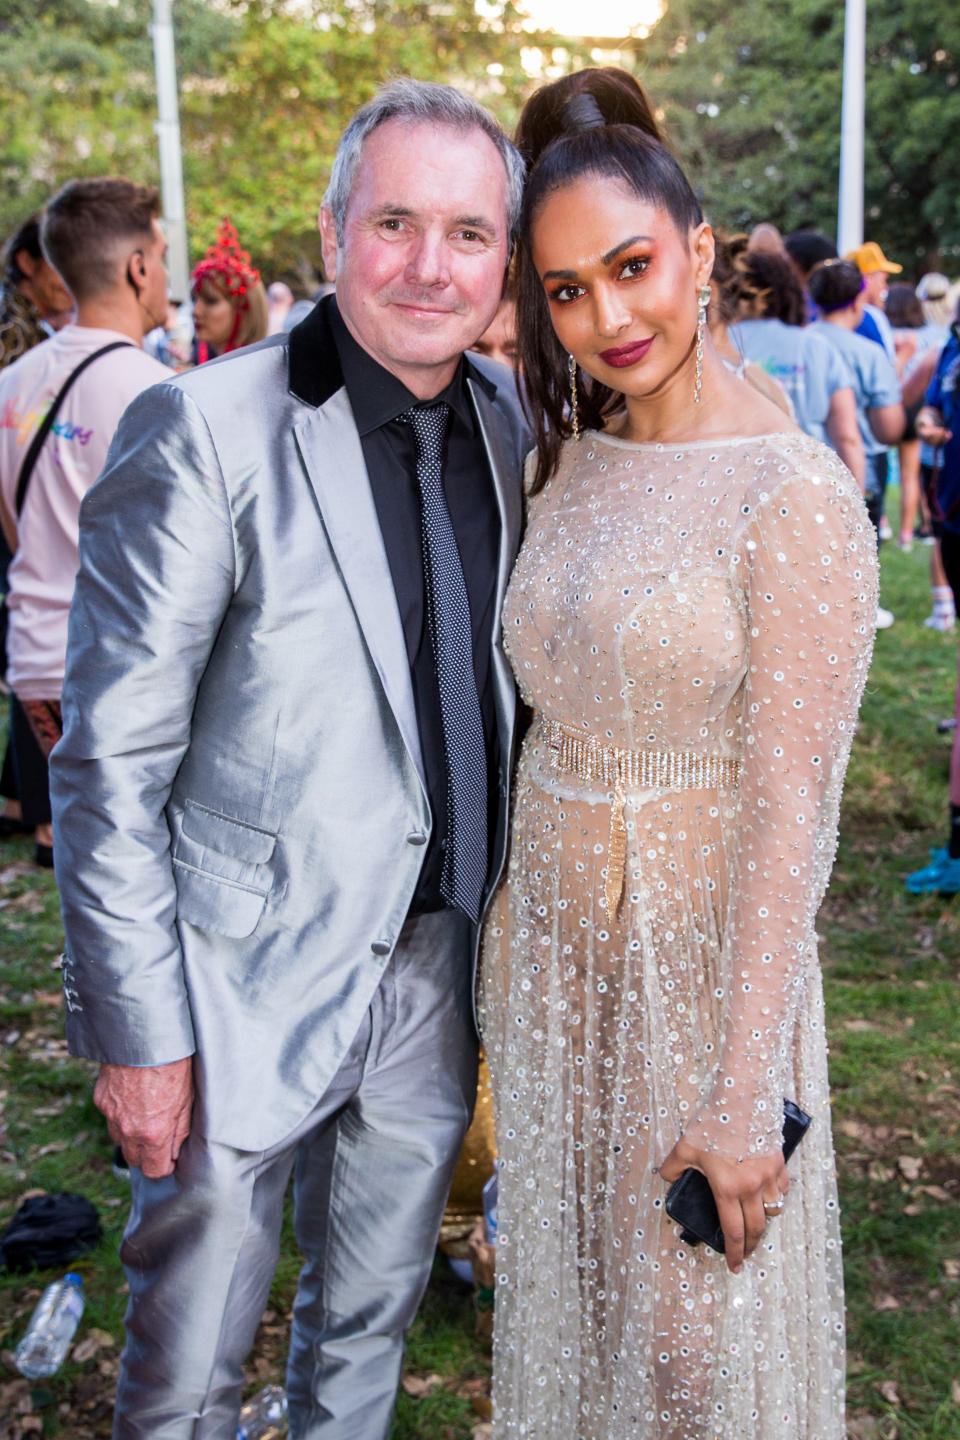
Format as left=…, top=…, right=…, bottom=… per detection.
left=730, top=318, right=854, bottom=446
left=809, top=320, right=902, bottom=457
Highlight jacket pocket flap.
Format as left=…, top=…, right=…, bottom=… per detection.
left=174, top=865, right=267, bottom=939
left=180, top=802, right=277, bottom=864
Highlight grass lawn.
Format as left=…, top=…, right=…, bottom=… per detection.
left=1, top=511, right=958, bottom=1439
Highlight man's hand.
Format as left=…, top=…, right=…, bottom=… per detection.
left=916, top=406, right=952, bottom=448
left=94, top=1058, right=194, bottom=1179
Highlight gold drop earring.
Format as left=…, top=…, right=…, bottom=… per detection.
left=694, top=284, right=711, bottom=405
left=568, top=352, right=581, bottom=440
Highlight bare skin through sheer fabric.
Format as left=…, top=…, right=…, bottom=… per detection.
left=480, top=432, right=877, bottom=1439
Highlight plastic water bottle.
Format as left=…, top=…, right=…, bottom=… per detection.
left=482, top=1171, right=498, bottom=1243
left=14, top=1273, right=85, bottom=1379
left=237, top=1384, right=288, bottom=1439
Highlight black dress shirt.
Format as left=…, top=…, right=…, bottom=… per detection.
left=331, top=303, right=501, bottom=913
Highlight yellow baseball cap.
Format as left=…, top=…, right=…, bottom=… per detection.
left=844, top=241, right=902, bottom=275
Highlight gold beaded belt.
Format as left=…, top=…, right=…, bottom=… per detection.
left=543, top=717, right=742, bottom=924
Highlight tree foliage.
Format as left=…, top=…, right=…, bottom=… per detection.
left=632, top=0, right=960, bottom=275
left=3, top=0, right=960, bottom=281
left=0, top=0, right=539, bottom=284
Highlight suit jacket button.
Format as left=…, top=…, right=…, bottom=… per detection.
left=371, top=940, right=391, bottom=956
left=406, top=831, right=427, bottom=846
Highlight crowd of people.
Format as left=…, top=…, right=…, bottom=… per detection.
left=1, top=60, right=958, bottom=1440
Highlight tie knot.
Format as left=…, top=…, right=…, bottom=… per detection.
left=399, top=402, right=449, bottom=459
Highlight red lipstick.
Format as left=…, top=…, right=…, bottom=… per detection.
left=598, top=337, right=654, bottom=368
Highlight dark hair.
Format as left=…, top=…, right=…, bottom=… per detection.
left=515, top=68, right=704, bottom=491
left=710, top=233, right=751, bottom=325
left=41, top=177, right=161, bottom=303
left=3, top=214, right=42, bottom=288
left=738, top=249, right=806, bottom=326
left=808, top=258, right=864, bottom=313
left=884, top=282, right=923, bottom=330
left=783, top=229, right=838, bottom=278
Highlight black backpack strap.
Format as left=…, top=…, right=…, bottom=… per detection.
left=14, top=341, right=135, bottom=517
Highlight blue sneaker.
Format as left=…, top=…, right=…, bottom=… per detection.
left=905, top=848, right=960, bottom=895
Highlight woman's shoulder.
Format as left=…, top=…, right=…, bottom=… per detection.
left=737, top=431, right=867, bottom=521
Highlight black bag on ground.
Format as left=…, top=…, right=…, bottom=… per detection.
left=0, top=1191, right=102, bottom=1272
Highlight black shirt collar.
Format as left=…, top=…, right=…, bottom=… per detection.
left=329, top=297, right=495, bottom=436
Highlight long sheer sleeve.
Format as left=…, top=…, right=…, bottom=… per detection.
left=682, top=460, right=878, bottom=1160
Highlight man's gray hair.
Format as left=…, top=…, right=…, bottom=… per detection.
left=324, top=79, right=525, bottom=247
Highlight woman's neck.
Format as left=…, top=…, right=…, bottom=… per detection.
left=820, top=305, right=860, bottom=331
left=612, top=340, right=733, bottom=444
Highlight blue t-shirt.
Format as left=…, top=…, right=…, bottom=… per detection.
left=809, top=321, right=901, bottom=457
left=924, top=333, right=960, bottom=534
left=855, top=303, right=896, bottom=360
left=730, top=319, right=853, bottom=445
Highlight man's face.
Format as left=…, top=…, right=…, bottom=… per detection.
left=15, top=250, right=72, bottom=318
left=136, top=219, right=169, bottom=334
left=471, top=298, right=519, bottom=370
left=863, top=269, right=888, bottom=307
left=319, top=118, right=510, bottom=399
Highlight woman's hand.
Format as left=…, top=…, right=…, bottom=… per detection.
left=659, top=1134, right=789, bottom=1274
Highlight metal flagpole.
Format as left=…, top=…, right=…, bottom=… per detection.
left=151, top=0, right=190, bottom=302
left=837, top=0, right=865, bottom=254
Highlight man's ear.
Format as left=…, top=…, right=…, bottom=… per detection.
left=318, top=207, right=338, bottom=283
left=14, top=249, right=37, bottom=280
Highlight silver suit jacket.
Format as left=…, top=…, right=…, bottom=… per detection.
left=51, top=297, right=528, bottom=1150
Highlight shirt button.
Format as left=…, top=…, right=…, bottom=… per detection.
left=406, top=831, right=427, bottom=846
left=371, top=940, right=391, bottom=956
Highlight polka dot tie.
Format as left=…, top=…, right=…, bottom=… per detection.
left=400, top=402, right=489, bottom=923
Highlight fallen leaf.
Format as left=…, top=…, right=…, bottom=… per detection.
left=897, top=1156, right=922, bottom=1182
left=944, top=1259, right=960, bottom=1281
left=873, top=1294, right=900, bottom=1311
left=878, top=1378, right=901, bottom=1406
left=919, top=1185, right=952, bottom=1203
left=951, top=1378, right=960, bottom=1405
left=401, top=1373, right=443, bottom=1398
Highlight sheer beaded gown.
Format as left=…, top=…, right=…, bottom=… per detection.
left=480, top=431, right=877, bottom=1440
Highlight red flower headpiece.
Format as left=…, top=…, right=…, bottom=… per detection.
left=191, top=218, right=260, bottom=302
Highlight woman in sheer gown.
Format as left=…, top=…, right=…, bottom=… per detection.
left=479, top=68, right=878, bottom=1440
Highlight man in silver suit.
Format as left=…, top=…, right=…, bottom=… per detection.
left=51, top=80, right=528, bottom=1438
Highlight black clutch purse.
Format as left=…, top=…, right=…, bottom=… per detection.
left=664, top=1099, right=811, bottom=1253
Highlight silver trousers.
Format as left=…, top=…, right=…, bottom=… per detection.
left=112, top=907, right=477, bottom=1439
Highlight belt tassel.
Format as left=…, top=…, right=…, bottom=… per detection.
left=605, top=780, right=627, bottom=926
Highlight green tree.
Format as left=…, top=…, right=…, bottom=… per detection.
left=0, top=0, right=541, bottom=284
left=633, top=0, right=960, bottom=274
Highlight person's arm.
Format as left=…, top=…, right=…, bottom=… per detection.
left=824, top=385, right=866, bottom=490
left=866, top=402, right=906, bottom=446
left=659, top=459, right=878, bottom=1271
left=52, top=381, right=236, bottom=1176
left=903, top=348, right=941, bottom=411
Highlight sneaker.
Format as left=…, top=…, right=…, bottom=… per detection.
left=906, top=848, right=960, bottom=895
left=879, top=516, right=893, bottom=541
left=937, top=717, right=958, bottom=734
left=876, top=605, right=895, bottom=630
left=897, top=533, right=914, bottom=553
left=924, top=611, right=956, bottom=632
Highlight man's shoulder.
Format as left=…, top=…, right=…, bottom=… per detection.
left=167, top=333, right=291, bottom=412
left=465, top=351, right=529, bottom=437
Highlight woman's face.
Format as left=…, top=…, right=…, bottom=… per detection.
left=530, top=176, right=713, bottom=405
left=192, top=279, right=236, bottom=348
